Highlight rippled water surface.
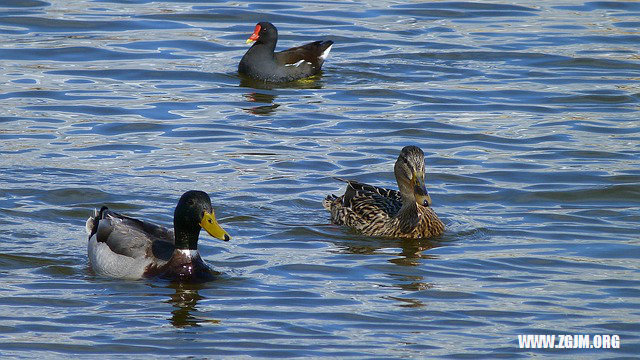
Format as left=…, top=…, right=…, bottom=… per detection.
left=1, top=0, right=639, bottom=358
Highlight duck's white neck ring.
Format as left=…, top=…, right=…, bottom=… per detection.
left=176, top=249, right=199, bottom=258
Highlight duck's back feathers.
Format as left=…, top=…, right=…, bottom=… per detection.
left=87, top=207, right=173, bottom=260
left=324, top=179, right=402, bottom=234
left=86, top=207, right=174, bottom=279
left=275, top=40, right=333, bottom=70
left=336, top=178, right=402, bottom=204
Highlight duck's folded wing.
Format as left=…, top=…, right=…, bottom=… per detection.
left=96, top=210, right=173, bottom=260
left=336, top=178, right=402, bottom=203
left=275, top=41, right=332, bottom=67
left=348, top=192, right=403, bottom=220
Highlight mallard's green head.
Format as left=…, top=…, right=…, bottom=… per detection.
left=173, top=190, right=231, bottom=250
left=393, top=145, right=432, bottom=207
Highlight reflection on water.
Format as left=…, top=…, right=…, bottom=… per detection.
left=239, top=74, right=328, bottom=115
left=166, top=282, right=218, bottom=328
left=331, top=236, right=440, bottom=267
left=243, top=91, right=279, bottom=116
left=391, top=238, right=440, bottom=267
left=330, top=236, right=439, bottom=299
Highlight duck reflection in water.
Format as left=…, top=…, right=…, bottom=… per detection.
left=334, top=236, right=440, bottom=267
left=331, top=236, right=441, bottom=307
left=166, top=282, right=220, bottom=327
left=242, top=91, right=279, bottom=116
left=389, top=237, right=440, bottom=267
left=239, top=73, right=327, bottom=115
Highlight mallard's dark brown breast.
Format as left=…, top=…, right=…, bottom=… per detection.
left=145, top=250, right=220, bottom=282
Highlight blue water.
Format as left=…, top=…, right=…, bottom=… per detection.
left=1, top=0, right=639, bottom=358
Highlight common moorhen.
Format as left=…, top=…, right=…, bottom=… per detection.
left=239, top=22, right=333, bottom=83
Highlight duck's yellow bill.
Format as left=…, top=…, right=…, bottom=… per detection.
left=200, top=211, right=231, bottom=241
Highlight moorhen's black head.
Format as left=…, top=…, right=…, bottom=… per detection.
left=246, top=22, right=278, bottom=46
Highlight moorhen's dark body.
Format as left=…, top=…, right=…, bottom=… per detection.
left=238, top=22, right=333, bottom=83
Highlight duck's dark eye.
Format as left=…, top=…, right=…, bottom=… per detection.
left=208, top=218, right=213, bottom=224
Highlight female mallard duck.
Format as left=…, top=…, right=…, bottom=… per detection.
left=86, top=190, right=231, bottom=282
left=323, top=146, right=445, bottom=239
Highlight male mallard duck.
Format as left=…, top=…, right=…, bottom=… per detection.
left=323, top=146, right=445, bottom=239
left=238, top=22, right=333, bottom=82
left=86, top=190, right=231, bottom=282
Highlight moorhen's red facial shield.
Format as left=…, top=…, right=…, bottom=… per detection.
left=246, top=24, right=261, bottom=43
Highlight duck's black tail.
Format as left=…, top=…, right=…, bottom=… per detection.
left=86, top=206, right=109, bottom=240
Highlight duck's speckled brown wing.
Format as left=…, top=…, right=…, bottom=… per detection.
left=338, top=178, right=402, bottom=203
left=323, top=179, right=402, bottom=235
